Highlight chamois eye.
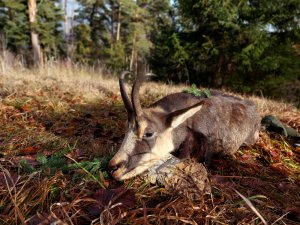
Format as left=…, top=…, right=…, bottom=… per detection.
left=143, top=132, right=155, bottom=139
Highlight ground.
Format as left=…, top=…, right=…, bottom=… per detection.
left=0, top=63, right=299, bottom=224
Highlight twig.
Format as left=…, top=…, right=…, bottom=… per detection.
left=2, top=168, right=26, bottom=224
left=234, top=189, right=268, bottom=225
left=271, top=212, right=290, bottom=225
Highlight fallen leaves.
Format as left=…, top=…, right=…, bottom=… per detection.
left=11, top=155, right=39, bottom=168
left=27, top=212, right=67, bottom=225
left=88, top=186, right=136, bottom=217
left=269, top=148, right=281, bottom=161
left=0, top=170, right=18, bottom=188
left=1, top=72, right=300, bottom=224
left=20, top=146, right=40, bottom=155
left=270, top=162, right=292, bottom=175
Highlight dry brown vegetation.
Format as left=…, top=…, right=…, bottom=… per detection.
left=0, top=58, right=300, bottom=224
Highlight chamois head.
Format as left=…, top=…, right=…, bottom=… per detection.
left=109, top=72, right=203, bottom=180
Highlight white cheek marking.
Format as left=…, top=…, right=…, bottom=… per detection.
left=151, top=128, right=175, bottom=156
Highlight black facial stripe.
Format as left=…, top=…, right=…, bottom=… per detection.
left=130, top=150, right=152, bottom=158
left=134, top=140, right=152, bottom=154
left=125, top=156, right=157, bottom=175
left=124, top=139, right=154, bottom=172
left=145, top=140, right=152, bottom=150
left=126, top=151, right=150, bottom=173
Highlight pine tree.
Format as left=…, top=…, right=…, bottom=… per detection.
left=0, top=0, right=63, bottom=64
left=0, top=0, right=30, bottom=54
left=28, top=0, right=43, bottom=67
left=76, top=0, right=111, bottom=61
left=151, top=0, right=300, bottom=95
left=74, top=24, right=94, bottom=63
left=36, top=0, right=63, bottom=58
left=75, top=0, right=161, bottom=72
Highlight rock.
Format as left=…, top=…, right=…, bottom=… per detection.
left=142, top=154, right=211, bottom=200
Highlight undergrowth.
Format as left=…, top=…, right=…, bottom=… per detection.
left=0, top=61, right=299, bottom=224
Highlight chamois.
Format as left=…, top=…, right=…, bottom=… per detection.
left=109, top=72, right=260, bottom=181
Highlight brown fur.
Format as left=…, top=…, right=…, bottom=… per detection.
left=146, top=93, right=261, bottom=165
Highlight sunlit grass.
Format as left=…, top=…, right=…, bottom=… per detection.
left=0, top=55, right=299, bottom=224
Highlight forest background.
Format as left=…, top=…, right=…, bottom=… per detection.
left=0, top=0, right=299, bottom=105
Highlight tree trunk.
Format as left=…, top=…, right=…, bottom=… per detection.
left=27, top=0, right=43, bottom=68
left=116, top=0, right=122, bottom=43
left=70, top=0, right=75, bottom=58
left=90, top=4, right=96, bottom=30
left=130, top=30, right=136, bottom=72
left=64, top=0, right=70, bottom=61
left=130, top=8, right=138, bottom=73
left=212, top=55, right=224, bottom=87
left=110, top=0, right=115, bottom=47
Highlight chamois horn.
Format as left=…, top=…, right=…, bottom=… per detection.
left=119, top=71, right=134, bottom=122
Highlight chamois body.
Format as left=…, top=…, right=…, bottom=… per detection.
left=144, top=92, right=260, bottom=163
left=109, top=72, right=261, bottom=180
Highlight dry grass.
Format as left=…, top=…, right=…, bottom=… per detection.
left=0, top=55, right=300, bottom=224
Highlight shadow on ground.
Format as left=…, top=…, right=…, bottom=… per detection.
left=0, top=84, right=300, bottom=224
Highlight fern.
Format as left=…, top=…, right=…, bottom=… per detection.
left=202, top=89, right=211, bottom=98
left=19, top=148, right=111, bottom=188
left=37, top=154, right=48, bottom=165
left=19, top=159, right=35, bottom=173
left=66, top=157, right=107, bottom=188
left=183, top=84, right=211, bottom=97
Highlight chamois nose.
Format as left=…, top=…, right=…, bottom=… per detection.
left=109, top=159, right=126, bottom=174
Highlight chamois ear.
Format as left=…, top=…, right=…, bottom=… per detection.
left=167, top=102, right=203, bottom=128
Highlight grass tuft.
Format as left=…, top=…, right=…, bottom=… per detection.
left=0, top=58, right=299, bottom=224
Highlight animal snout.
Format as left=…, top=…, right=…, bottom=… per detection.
left=109, top=159, right=127, bottom=173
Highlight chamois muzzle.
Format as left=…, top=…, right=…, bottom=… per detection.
left=108, top=159, right=127, bottom=179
